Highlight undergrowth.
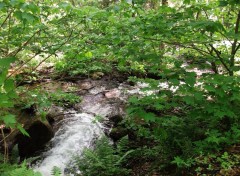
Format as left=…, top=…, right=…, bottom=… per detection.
left=71, top=136, right=132, bottom=176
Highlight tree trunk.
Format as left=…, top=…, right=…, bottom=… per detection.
left=160, top=0, right=168, bottom=50
left=229, top=10, right=240, bottom=76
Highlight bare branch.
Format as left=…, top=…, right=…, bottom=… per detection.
left=0, top=128, right=8, bottom=163
left=7, top=52, right=40, bottom=78
left=219, top=31, right=233, bottom=46
left=230, top=10, right=240, bottom=75
left=204, top=44, right=218, bottom=74
left=235, top=42, right=240, bottom=53
left=0, top=10, right=13, bottom=29
left=209, top=44, right=231, bottom=73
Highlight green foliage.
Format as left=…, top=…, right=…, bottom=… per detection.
left=51, top=166, right=61, bottom=176
left=0, top=161, right=42, bottom=176
left=0, top=0, right=79, bottom=138
left=0, top=57, right=29, bottom=136
left=55, top=56, right=112, bottom=77
left=1, top=0, right=240, bottom=175
left=72, top=137, right=132, bottom=176
left=16, top=88, right=51, bottom=119
left=126, top=74, right=240, bottom=171
left=0, top=159, right=62, bottom=176
left=17, top=88, right=81, bottom=119
left=49, top=90, right=81, bottom=107
left=56, top=1, right=240, bottom=174
left=194, top=152, right=240, bottom=175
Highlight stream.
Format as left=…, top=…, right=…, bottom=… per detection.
left=33, top=78, right=136, bottom=175
left=33, top=67, right=209, bottom=175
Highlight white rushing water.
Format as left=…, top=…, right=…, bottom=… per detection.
left=34, top=112, right=103, bottom=176
left=33, top=81, right=167, bottom=176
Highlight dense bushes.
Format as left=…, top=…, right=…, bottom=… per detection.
left=126, top=74, right=240, bottom=170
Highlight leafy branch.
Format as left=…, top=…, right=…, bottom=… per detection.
left=31, top=29, right=74, bottom=71
left=7, top=30, right=41, bottom=57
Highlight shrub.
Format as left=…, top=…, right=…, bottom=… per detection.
left=72, top=137, right=132, bottom=176
left=126, top=74, right=240, bottom=171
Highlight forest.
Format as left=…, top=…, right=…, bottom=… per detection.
left=0, top=0, right=240, bottom=175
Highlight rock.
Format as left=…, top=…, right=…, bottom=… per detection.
left=105, top=88, right=121, bottom=99
left=75, top=89, right=88, bottom=96
left=104, top=101, right=125, bottom=129
left=91, top=72, right=104, bottom=80
left=78, top=81, right=94, bottom=90
left=89, top=86, right=106, bottom=95
left=0, top=107, right=56, bottom=159
left=109, top=115, right=123, bottom=126
left=46, top=105, right=64, bottom=125
left=16, top=120, right=53, bottom=159
left=77, top=93, right=104, bottom=109
left=22, top=105, right=37, bottom=116
left=85, top=103, right=113, bottom=117
left=109, top=126, right=128, bottom=142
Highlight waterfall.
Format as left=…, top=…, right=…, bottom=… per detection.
left=34, top=112, right=103, bottom=176
left=33, top=81, right=137, bottom=175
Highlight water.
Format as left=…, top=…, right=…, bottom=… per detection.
left=34, top=112, right=103, bottom=176
left=33, top=84, right=122, bottom=176
left=33, top=80, right=180, bottom=175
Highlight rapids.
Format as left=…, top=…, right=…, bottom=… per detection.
left=34, top=112, right=103, bottom=175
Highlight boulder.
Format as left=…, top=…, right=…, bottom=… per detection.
left=109, top=126, right=128, bottom=142
left=46, top=105, right=65, bottom=125
left=16, top=120, right=53, bottom=159
left=108, top=115, right=123, bottom=126
left=0, top=108, right=55, bottom=159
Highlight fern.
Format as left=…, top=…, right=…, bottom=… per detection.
left=0, top=161, right=42, bottom=176
left=115, top=150, right=134, bottom=165
left=9, top=144, right=19, bottom=164
left=51, top=166, right=62, bottom=176
left=73, top=136, right=132, bottom=176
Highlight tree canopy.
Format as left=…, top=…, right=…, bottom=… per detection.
left=0, top=0, right=240, bottom=175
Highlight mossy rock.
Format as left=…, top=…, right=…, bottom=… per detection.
left=109, top=126, right=128, bottom=142
left=16, top=120, right=53, bottom=159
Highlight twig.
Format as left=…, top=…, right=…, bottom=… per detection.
left=7, top=30, right=41, bottom=57
left=0, top=128, right=8, bottom=163
left=0, top=10, right=13, bottom=29
left=31, top=30, right=73, bottom=71
left=219, top=31, right=233, bottom=45
left=235, top=42, right=240, bottom=53
left=7, top=52, right=40, bottom=78
left=0, top=130, right=14, bottom=144
left=15, top=30, right=74, bottom=87
left=204, top=44, right=218, bottom=74
left=209, top=44, right=231, bottom=73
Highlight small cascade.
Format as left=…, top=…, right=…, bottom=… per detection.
left=33, top=79, right=142, bottom=175
left=34, top=112, right=103, bottom=175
